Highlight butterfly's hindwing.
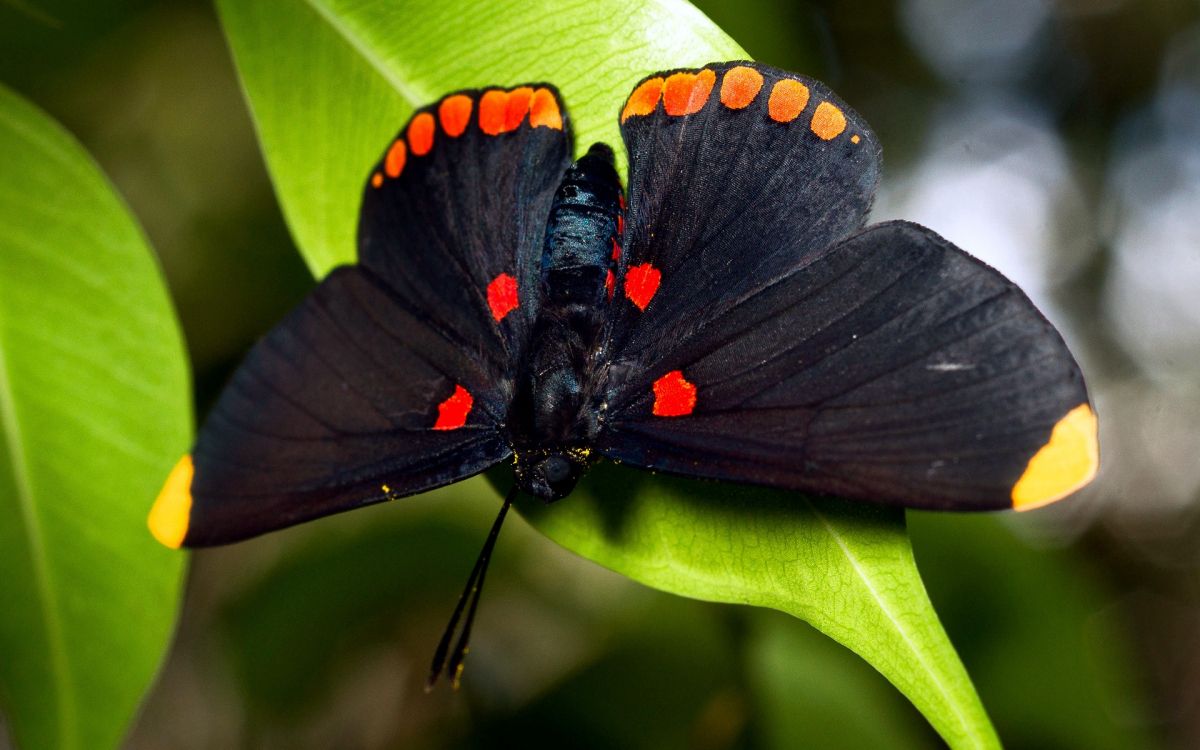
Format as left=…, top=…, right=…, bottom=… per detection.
left=598, top=221, right=1096, bottom=511
left=181, top=268, right=511, bottom=546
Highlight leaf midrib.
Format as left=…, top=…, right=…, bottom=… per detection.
left=300, top=0, right=428, bottom=107
left=0, top=321, right=76, bottom=747
left=809, top=499, right=983, bottom=749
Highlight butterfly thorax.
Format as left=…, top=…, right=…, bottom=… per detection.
left=510, top=143, right=623, bottom=500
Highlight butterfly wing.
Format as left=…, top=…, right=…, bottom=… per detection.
left=360, top=83, right=571, bottom=367
left=609, top=61, right=880, bottom=356
left=600, top=222, right=1096, bottom=510
left=151, top=86, right=573, bottom=547
left=600, top=220, right=1099, bottom=508
left=174, top=267, right=511, bottom=547
left=600, top=64, right=1096, bottom=510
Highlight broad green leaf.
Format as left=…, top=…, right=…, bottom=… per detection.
left=217, top=1, right=997, bottom=746
left=0, top=85, right=190, bottom=750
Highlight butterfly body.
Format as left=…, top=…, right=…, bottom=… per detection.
left=512, top=142, right=622, bottom=499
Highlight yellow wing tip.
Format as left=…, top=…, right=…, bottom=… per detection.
left=149, top=454, right=193, bottom=548
left=1012, top=404, right=1099, bottom=511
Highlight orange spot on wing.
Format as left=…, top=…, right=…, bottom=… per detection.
left=504, top=86, right=533, bottom=130
left=720, top=65, right=764, bottom=109
left=385, top=139, right=407, bottom=178
left=434, top=385, right=474, bottom=430
left=407, top=112, right=435, bottom=155
left=148, top=455, right=193, bottom=549
left=479, top=89, right=508, bottom=135
left=1012, top=404, right=1099, bottom=510
left=605, top=269, right=615, bottom=300
left=530, top=88, right=563, bottom=129
left=810, top=101, right=847, bottom=140
left=850, top=134, right=861, bottom=144
left=487, top=273, right=519, bottom=321
left=438, top=94, right=473, bottom=137
left=371, top=172, right=383, bottom=188
left=663, top=69, right=716, bottom=116
left=624, top=263, right=661, bottom=311
left=652, top=371, right=697, bottom=417
left=622, top=77, right=664, bottom=123
left=768, top=79, right=810, bottom=123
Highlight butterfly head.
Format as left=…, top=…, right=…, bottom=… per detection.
left=513, top=447, right=592, bottom=501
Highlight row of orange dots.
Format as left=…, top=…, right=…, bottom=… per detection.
left=371, top=87, right=563, bottom=188
left=621, top=65, right=861, bottom=143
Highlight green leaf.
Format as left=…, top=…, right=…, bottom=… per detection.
left=518, top=466, right=998, bottom=749
left=217, top=2, right=998, bottom=746
left=216, top=0, right=746, bottom=277
left=0, top=84, right=190, bottom=750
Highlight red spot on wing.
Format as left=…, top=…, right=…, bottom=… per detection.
left=617, top=213, right=624, bottom=236
left=605, top=269, right=615, bottom=300
left=438, top=94, right=473, bottom=137
left=611, top=238, right=621, bottom=261
left=385, top=139, right=407, bottom=178
left=434, top=385, right=473, bottom=430
left=652, top=371, right=697, bottom=417
left=479, top=90, right=508, bottom=135
left=504, top=87, right=533, bottom=130
left=408, top=112, right=435, bottom=155
left=487, top=273, right=519, bottom=321
left=624, top=263, right=660, bottom=311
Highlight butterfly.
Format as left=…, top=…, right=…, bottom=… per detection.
left=149, top=61, right=1098, bottom=688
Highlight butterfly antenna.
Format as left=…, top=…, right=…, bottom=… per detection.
left=425, top=485, right=516, bottom=692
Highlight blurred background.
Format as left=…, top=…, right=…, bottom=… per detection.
left=2, top=0, right=1198, bottom=747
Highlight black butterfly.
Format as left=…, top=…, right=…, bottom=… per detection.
left=150, top=61, right=1098, bottom=688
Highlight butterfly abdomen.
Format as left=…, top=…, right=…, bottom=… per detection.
left=507, top=143, right=623, bottom=498
left=540, top=142, right=622, bottom=306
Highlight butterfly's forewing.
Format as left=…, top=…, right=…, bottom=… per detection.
left=151, top=87, right=573, bottom=547
left=359, top=85, right=572, bottom=368
left=608, top=61, right=880, bottom=358
left=601, top=63, right=1097, bottom=511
